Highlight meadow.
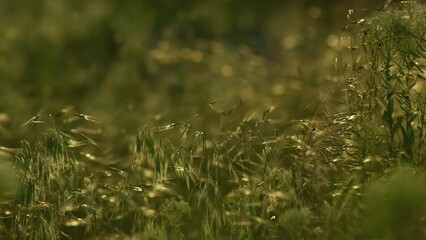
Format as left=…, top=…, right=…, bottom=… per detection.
left=0, top=1, right=426, bottom=239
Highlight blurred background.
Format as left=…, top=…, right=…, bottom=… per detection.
left=0, top=0, right=385, bottom=150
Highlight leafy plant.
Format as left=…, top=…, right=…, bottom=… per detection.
left=345, top=1, right=426, bottom=164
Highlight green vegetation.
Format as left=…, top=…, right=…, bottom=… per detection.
left=1, top=1, right=426, bottom=239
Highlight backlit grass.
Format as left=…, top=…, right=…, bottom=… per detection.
left=0, top=1, right=425, bottom=239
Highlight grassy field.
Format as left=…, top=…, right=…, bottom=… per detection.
left=1, top=1, right=426, bottom=239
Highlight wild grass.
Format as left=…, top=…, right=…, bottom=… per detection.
left=0, top=1, right=425, bottom=240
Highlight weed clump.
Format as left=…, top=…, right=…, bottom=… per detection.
left=345, top=1, right=426, bottom=164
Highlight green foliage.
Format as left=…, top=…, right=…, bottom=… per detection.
left=0, top=1, right=425, bottom=240
left=279, top=207, right=312, bottom=240
left=346, top=1, right=426, bottom=163
left=363, top=167, right=426, bottom=239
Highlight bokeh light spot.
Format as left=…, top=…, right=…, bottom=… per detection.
left=326, top=34, right=339, bottom=48
left=281, top=35, right=300, bottom=50
left=221, top=65, right=234, bottom=77
left=308, top=6, right=322, bottom=19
